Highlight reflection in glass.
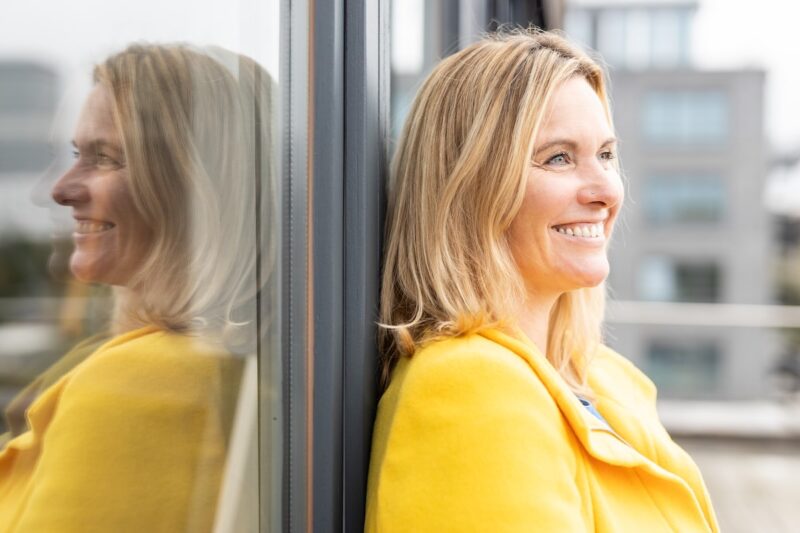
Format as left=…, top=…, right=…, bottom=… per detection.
left=0, top=44, right=275, bottom=531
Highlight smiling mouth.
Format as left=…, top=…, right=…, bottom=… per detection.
left=75, top=220, right=115, bottom=234
left=551, top=222, right=604, bottom=239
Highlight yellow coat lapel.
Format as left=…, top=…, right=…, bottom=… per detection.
left=480, top=328, right=717, bottom=532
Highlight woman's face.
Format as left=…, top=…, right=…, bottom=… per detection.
left=51, top=85, right=152, bottom=286
left=507, top=76, right=624, bottom=297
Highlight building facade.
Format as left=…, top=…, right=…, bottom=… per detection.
left=567, top=0, right=776, bottom=400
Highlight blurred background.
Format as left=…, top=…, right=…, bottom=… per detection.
left=390, top=1, right=799, bottom=531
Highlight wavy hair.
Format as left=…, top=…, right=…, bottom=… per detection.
left=94, top=44, right=277, bottom=352
left=380, top=30, right=613, bottom=392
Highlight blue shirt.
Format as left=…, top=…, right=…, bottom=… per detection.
left=578, top=396, right=611, bottom=428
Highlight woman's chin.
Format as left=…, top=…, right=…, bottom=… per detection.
left=69, top=255, right=103, bottom=284
left=565, top=265, right=609, bottom=290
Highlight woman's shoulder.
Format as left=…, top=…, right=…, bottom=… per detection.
left=404, top=331, right=534, bottom=376
left=65, top=327, right=239, bottom=401
left=387, top=331, right=557, bottom=411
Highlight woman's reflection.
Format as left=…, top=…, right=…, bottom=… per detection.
left=0, top=43, right=274, bottom=532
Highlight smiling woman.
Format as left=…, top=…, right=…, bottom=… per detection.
left=366, top=30, right=719, bottom=533
left=508, top=77, right=624, bottom=335
left=0, top=44, right=274, bottom=532
left=53, top=84, right=150, bottom=287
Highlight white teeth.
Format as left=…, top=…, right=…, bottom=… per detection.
left=554, top=222, right=604, bottom=238
left=76, top=221, right=114, bottom=234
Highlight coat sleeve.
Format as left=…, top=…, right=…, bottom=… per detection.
left=367, top=343, right=590, bottom=533
left=12, top=348, right=228, bottom=533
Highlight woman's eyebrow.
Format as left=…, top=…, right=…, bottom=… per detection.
left=534, top=136, right=618, bottom=153
left=71, top=138, right=123, bottom=153
left=534, top=138, right=576, bottom=153
left=600, top=137, right=618, bottom=147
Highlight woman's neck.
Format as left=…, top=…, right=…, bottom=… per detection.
left=516, top=292, right=560, bottom=356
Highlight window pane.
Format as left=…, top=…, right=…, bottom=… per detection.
left=642, top=89, right=729, bottom=145
left=650, top=8, right=686, bottom=67
left=646, top=339, right=720, bottom=398
left=564, top=9, right=593, bottom=50
left=596, top=9, right=627, bottom=67
left=645, top=174, right=724, bottom=224
left=639, top=256, right=721, bottom=303
left=0, top=2, right=284, bottom=530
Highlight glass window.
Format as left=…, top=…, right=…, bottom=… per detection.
left=624, top=9, right=651, bottom=70
left=643, top=90, right=729, bottom=145
left=0, top=1, right=284, bottom=530
left=564, top=9, right=593, bottom=50
left=639, top=256, right=721, bottom=303
left=644, top=174, right=725, bottom=224
left=650, top=8, right=691, bottom=68
left=596, top=9, right=627, bottom=67
left=646, top=339, right=721, bottom=397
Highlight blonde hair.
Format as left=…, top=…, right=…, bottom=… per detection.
left=380, top=30, right=613, bottom=392
left=94, top=44, right=277, bottom=351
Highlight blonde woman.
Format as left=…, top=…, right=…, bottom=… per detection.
left=366, top=31, right=718, bottom=532
left=0, top=44, right=274, bottom=532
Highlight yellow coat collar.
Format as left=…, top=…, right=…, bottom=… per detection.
left=478, top=327, right=717, bottom=531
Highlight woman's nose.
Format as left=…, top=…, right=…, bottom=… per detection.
left=578, top=161, right=623, bottom=208
left=51, top=167, right=89, bottom=206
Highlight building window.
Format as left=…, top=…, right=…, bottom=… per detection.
left=596, top=9, right=627, bottom=67
left=642, top=90, right=729, bottom=145
left=639, top=256, right=722, bottom=303
left=644, top=174, right=724, bottom=224
left=646, top=339, right=721, bottom=397
left=564, top=9, right=593, bottom=50
left=565, top=6, right=693, bottom=70
left=649, top=8, right=690, bottom=67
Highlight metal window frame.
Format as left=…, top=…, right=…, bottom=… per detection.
left=281, top=0, right=389, bottom=532
left=310, top=0, right=389, bottom=531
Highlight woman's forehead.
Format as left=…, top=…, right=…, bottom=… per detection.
left=73, top=86, right=121, bottom=150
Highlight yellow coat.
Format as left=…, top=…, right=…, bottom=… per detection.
left=0, top=326, right=242, bottom=533
left=365, top=329, right=719, bottom=532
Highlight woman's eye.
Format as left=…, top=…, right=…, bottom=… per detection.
left=546, top=152, right=569, bottom=166
left=71, top=149, right=80, bottom=160
left=599, top=150, right=616, bottom=162
left=96, top=153, right=121, bottom=167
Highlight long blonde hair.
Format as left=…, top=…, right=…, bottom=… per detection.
left=94, top=44, right=277, bottom=351
left=380, top=30, right=612, bottom=391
